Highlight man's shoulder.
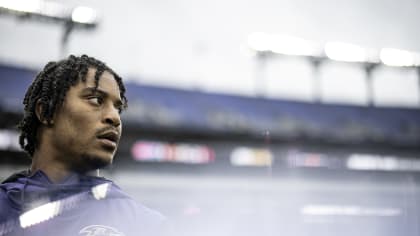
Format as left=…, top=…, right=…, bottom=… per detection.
left=133, top=200, right=166, bottom=224
left=73, top=182, right=166, bottom=235
left=1, top=170, right=29, bottom=185
left=0, top=179, right=20, bottom=228
left=0, top=185, right=12, bottom=213
left=0, top=170, right=26, bottom=206
left=105, top=183, right=166, bottom=223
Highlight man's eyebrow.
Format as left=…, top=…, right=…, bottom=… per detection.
left=81, top=87, right=102, bottom=94
left=81, top=87, right=123, bottom=106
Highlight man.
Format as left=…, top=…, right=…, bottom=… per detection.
left=0, top=55, right=165, bottom=236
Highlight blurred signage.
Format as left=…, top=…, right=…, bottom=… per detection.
left=230, top=147, right=273, bottom=167
left=285, top=150, right=420, bottom=172
left=301, top=204, right=401, bottom=217
left=131, top=141, right=215, bottom=164
left=0, top=129, right=20, bottom=151
left=286, top=150, right=336, bottom=168
left=347, top=153, right=420, bottom=172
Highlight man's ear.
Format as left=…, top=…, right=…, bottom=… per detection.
left=35, top=100, right=53, bottom=125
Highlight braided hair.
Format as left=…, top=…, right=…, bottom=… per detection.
left=18, top=55, right=128, bottom=157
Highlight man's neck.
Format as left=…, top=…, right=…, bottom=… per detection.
left=30, top=153, right=100, bottom=183
left=30, top=153, right=73, bottom=183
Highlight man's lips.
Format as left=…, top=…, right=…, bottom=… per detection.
left=97, top=130, right=120, bottom=147
left=97, top=130, right=119, bottom=142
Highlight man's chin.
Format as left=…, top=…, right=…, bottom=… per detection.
left=81, top=153, right=113, bottom=171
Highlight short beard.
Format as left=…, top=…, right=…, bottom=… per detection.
left=77, top=153, right=112, bottom=173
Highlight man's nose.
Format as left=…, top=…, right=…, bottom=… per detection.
left=103, top=104, right=121, bottom=127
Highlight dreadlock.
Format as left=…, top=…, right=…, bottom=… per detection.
left=18, top=54, right=128, bottom=157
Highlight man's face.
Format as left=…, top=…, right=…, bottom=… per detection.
left=48, top=68, right=124, bottom=171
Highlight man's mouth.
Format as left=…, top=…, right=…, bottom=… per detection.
left=97, top=131, right=119, bottom=150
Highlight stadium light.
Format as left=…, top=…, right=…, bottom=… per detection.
left=71, top=6, right=97, bottom=24
left=247, top=32, right=420, bottom=69
left=0, top=0, right=98, bottom=27
left=247, top=32, right=420, bottom=105
left=0, top=0, right=42, bottom=13
left=270, top=34, right=321, bottom=57
left=0, top=0, right=98, bottom=56
left=324, top=42, right=375, bottom=63
left=247, top=32, right=272, bottom=52
left=247, top=32, right=322, bottom=57
left=380, top=48, right=420, bottom=67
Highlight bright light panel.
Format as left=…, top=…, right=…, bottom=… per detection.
left=0, top=0, right=97, bottom=25
left=0, top=0, right=42, bottom=13
left=380, top=48, right=420, bottom=67
left=247, top=32, right=271, bottom=52
left=247, top=32, right=321, bottom=57
left=324, top=42, right=369, bottom=62
left=71, top=6, right=97, bottom=24
left=39, top=1, right=66, bottom=18
left=270, top=34, right=320, bottom=56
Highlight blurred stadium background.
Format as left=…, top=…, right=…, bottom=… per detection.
left=1, top=0, right=420, bottom=235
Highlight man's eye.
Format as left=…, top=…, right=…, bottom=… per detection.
left=88, top=97, right=103, bottom=105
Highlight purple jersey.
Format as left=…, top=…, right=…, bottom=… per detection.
left=0, top=170, right=165, bottom=236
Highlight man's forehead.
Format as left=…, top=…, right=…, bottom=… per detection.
left=74, top=68, right=122, bottom=98
left=84, top=68, right=119, bottom=89
left=84, top=68, right=112, bottom=83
